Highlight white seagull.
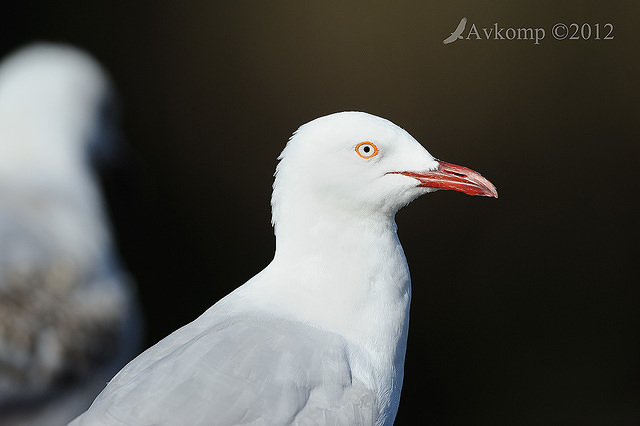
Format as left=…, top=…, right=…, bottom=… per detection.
left=71, top=111, right=497, bottom=426
left=0, top=44, right=142, bottom=425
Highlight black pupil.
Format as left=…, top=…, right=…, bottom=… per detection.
left=363, top=146, right=370, bottom=153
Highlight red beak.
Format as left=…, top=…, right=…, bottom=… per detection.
left=394, top=161, right=498, bottom=198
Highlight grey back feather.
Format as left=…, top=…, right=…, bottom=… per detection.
left=73, top=315, right=377, bottom=425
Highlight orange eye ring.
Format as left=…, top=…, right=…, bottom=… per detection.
left=355, top=141, right=379, bottom=159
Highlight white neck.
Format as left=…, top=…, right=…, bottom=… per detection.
left=240, top=198, right=411, bottom=415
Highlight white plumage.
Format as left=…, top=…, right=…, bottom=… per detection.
left=0, top=43, right=141, bottom=425
left=72, top=111, right=496, bottom=425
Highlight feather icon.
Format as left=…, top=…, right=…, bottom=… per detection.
left=443, top=17, right=467, bottom=44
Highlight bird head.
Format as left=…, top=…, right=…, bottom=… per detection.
left=272, top=112, right=497, bottom=230
left=0, top=43, right=116, bottom=186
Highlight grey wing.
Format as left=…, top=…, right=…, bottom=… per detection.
left=72, top=316, right=378, bottom=425
left=455, top=17, right=467, bottom=34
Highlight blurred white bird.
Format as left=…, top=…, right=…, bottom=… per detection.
left=0, top=43, right=142, bottom=425
left=72, top=112, right=496, bottom=425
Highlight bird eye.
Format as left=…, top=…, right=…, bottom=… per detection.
left=355, top=142, right=379, bottom=159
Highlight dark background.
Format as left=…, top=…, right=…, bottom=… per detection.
left=2, top=1, right=638, bottom=424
